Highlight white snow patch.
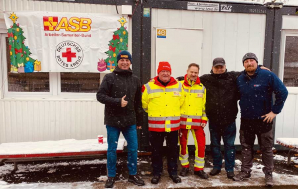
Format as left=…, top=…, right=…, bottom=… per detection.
left=0, top=138, right=125, bottom=155
left=97, top=176, right=108, bottom=181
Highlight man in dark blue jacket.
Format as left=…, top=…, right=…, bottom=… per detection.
left=233, top=53, right=288, bottom=187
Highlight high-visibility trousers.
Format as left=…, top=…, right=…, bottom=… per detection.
left=179, top=127, right=206, bottom=171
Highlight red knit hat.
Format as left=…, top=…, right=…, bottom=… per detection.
left=157, top=61, right=171, bottom=74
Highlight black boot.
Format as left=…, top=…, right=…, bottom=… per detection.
left=210, top=169, right=221, bottom=176
left=169, top=175, right=182, bottom=183
left=128, top=175, right=145, bottom=186
left=194, top=170, right=209, bottom=179
left=105, top=177, right=115, bottom=188
left=151, top=175, right=161, bottom=184
left=227, top=171, right=235, bottom=179
left=180, top=167, right=189, bottom=177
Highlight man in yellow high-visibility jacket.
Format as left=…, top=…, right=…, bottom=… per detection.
left=179, top=63, right=208, bottom=179
left=142, top=61, right=185, bottom=184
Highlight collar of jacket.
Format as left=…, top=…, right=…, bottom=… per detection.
left=113, top=66, right=132, bottom=76
left=210, top=69, right=228, bottom=79
left=153, top=76, right=177, bottom=87
left=244, top=66, right=260, bottom=79
left=183, top=74, right=201, bottom=86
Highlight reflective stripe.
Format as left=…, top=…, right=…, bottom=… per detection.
left=145, top=82, right=182, bottom=94
left=194, top=161, right=204, bottom=167
left=202, top=114, right=207, bottom=117
left=181, top=115, right=202, bottom=119
left=179, top=153, right=189, bottom=159
left=181, top=121, right=201, bottom=126
left=149, top=116, right=180, bottom=121
left=180, top=159, right=189, bottom=165
left=149, top=123, right=180, bottom=128
left=190, top=89, right=204, bottom=93
left=145, top=83, right=163, bottom=94
left=195, top=157, right=204, bottom=162
left=184, top=89, right=189, bottom=92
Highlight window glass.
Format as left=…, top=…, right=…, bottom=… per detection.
left=284, top=36, right=298, bottom=87
left=6, top=38, right=50, bottom=92
left=60, top=73, right=100, bottom=93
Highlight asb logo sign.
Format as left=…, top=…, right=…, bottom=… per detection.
left=221, top=4, right=232, bottom=12
left=55, top=41, right=84, bottom=69
left=43, top=16, right=92, bottom=32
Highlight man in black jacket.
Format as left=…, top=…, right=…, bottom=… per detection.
left=200, top=58, right=239, bottom=179
left=97, top=51, right=145, bottom=188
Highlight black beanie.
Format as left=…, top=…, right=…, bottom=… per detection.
left=242, top=53, right=258, bottom=64
left=117, top=50, right=132, bottom=63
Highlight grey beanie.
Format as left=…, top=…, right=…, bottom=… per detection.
left=242, top=53, right=258, bottom=64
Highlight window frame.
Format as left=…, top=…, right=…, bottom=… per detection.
left=279, top=30, right=298, bottom=94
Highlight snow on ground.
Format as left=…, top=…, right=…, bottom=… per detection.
left=0, top=181, right=94, bottom=189
left=274, top=154, right=298, bottom=164
left=1, top=154, right=298, bottom=188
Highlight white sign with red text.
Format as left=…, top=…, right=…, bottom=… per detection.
left=4, top=11, right=129, bottom=72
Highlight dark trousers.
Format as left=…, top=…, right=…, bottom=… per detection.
left=149, top=131, right=179, bottom=176
left=209, top=121, right=236, bottom=172
left=240, top=119, right=274, bottom=173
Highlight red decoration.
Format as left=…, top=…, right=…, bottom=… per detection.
left=14, top=48, right=22, bottom=54
left=109, top=45, right=116, bottom=52
left=113, top=35, right=119, bottom=40
left=9, top=45, right=12, bottom=51
left=7, top=33, right=13, bottom=38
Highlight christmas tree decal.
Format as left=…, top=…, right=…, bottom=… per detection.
left=7, top=12, right=41, bottom=73
left=103, top=17, right=128, bottom=72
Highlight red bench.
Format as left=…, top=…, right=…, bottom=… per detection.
left=0, top=138, right=125, bottom=173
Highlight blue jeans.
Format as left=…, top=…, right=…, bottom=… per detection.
left=106, top=125, right=138, bottom=177
left=209, top=121, right=236, bottom=172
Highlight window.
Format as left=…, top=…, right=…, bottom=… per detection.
left=5, top=37, right=100, bottom=97
left=283, top=36, right=298, bottom=87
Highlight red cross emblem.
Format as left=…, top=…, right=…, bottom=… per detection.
left=62, top=48, right=76, bottom=62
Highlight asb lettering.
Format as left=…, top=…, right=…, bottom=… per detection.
left=43, top=16, right=92, bottom=32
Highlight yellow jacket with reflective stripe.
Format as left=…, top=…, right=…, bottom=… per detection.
left=142, top=77, right=185, bottom=132
left=180, top=75, right=207, bottom=129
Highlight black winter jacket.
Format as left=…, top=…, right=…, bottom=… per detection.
left=96, top=67, right=143, bottom=128
left=200, top=70, right=240, bottom=128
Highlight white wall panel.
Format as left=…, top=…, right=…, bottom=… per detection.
left=0, top=100, right=105, bottom=143
left=275, top=94, right=298, bottom=143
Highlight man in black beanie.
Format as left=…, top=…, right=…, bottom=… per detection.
left=97, top=50, right=145, bottom=188
left=234, top=52, right=288, bottom=187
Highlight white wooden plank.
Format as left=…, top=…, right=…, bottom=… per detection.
left=294, top=94, right=298, bottom=137
left=157, top=9, right=170, bottom=28
left=224, top=13, right=238, bottom=71
left=201, top=12, right=213, bottom=75
left=193, top=11, right=203, bottom=29
left=235, top=14, right=250, bottom=71
left=212, top=13, right=226, bottom=58
left=282, top=95, right=296, bottom=138
left=181, top=10, right=194, bottom=29
left=248, top=14, right=265, bottom=63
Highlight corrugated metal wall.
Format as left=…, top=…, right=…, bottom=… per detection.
left=151, top=8, right=266, bottom=145
left=0, top=0, right=128, bottom=143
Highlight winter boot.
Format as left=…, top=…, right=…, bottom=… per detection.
left=233, top=171, right=251, bottom=181
left=128, top=175, right=145, bottom=186
left=180, top=167, right=189, bottom=177
left=169, top=174, right=182, bottom=183
left=151, top=175, right=161, bottom=184
left=227, top=171, right=235, bottom=179
left=209, top=169, right=221, bottom=176
left=262, top=167, right=273, bottom=187
left=105, top=177, right=115, bottom=188
left=194, top=170, right=209, bottom=179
